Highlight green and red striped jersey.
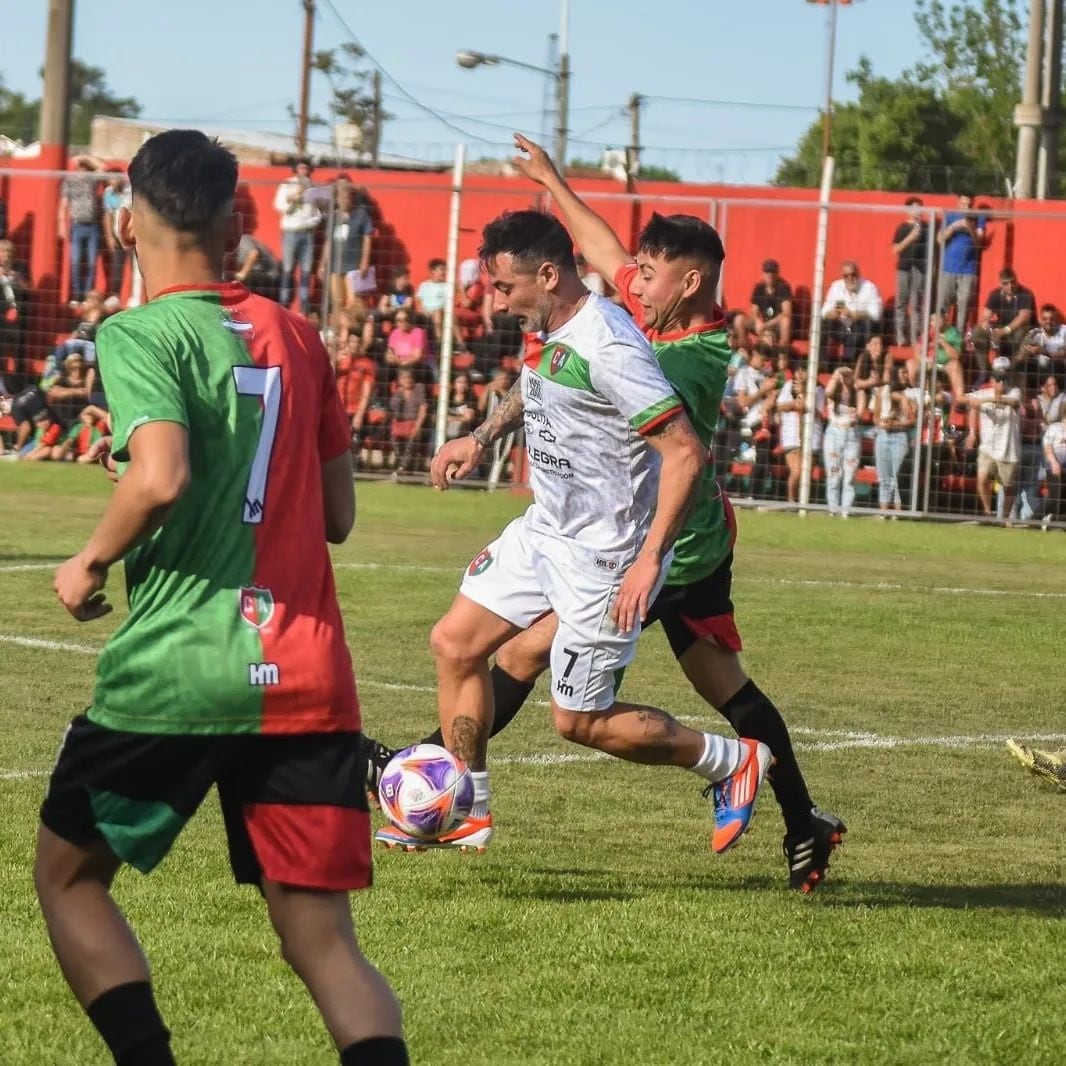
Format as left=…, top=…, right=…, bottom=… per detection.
left=90, top=282, right=357, bottom=736
left=614, top=263, right=734, bottom=585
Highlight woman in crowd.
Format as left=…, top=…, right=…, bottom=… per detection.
left=823, top=365, right=860, bottom=516
left=775, top=363, right=823, bottom=504
left=873, top=361, right=916, bottom=516
left=384, top=309, right=430, bottom=380
left=445, top=372, right=478, bottom=441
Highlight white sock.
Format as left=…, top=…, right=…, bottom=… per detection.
left=470, top=770, right=491, bottom=817
left=690, top=733, right=744, bottom=782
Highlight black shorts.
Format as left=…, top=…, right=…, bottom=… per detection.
left=644, top=552, right=743, bottom=660
left=40, top=716, right=372, bottom=891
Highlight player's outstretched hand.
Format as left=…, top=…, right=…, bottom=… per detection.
left=513, top=133, right=560, bottom=187
left=86, top=435, right=119, bottom=483
left=612, top=552, right=660, bottom=634
left=54, top=554, right=112, bottom=622
left=430, top=435, right=484, bottom=490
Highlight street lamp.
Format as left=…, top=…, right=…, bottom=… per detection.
left=457, top=1, right=570, bottom=168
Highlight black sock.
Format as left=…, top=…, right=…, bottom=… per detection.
left=340, top=1036, right=409, bottom=1065
left=420, top=665, right=535, bottom=746
left=719, top=679, right=814, bottom=837
left=86, top=981, right=175, bottom=1066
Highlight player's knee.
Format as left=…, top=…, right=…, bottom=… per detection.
left=496, top=639, right=548, bottom=684
left=552, top=705, right=594, bottom=745
left=429, top=619, right=475, bottom=669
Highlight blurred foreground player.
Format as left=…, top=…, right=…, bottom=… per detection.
left=39, top=130, right=407, bottom=1066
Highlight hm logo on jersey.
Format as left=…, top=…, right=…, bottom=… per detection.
left=239, top=585, right=275, bottom=629
left=248, top=662, right=280, bottom=686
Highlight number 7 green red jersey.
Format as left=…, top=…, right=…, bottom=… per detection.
left=91, top=282, right=358, bottom=736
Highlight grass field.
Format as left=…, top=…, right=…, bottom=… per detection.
left=1, top=464, right=1064, bottom=1065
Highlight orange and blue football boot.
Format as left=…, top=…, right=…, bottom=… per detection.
left=706, top=738, right=772, bottom=854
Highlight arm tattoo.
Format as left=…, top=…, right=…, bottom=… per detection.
left=472, top=379, right=525, bottom=447
left=448, top=714, right=489, bottom=771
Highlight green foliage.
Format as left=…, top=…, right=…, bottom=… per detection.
left=638, top=162, right=681, bottom=182
left=1, top=468, right=1064, bottom=1064
left=0, top=61, right=140, bottom=147
left=775, top=0, right=1028, bottom=193
left=307, top=42, right=388, bottom=154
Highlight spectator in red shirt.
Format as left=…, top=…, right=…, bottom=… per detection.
left=334, top=334, right=378, bottom=444
left=21, top=408, right=65, bottom=461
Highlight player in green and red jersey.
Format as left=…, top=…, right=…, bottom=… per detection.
left=39, top=130, right=407, bottom=1066
left=373, top=135, right=844, bottom=893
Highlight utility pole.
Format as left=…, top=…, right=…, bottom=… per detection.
left=296, top=0, right=315, bottom=156
left=370, top=69, right=382, bottom=166
left=1037, top=0, right=1064, bottom=198
left=1014, top=0, right=1045, bottom=198
left=37, top=0, right=74, bottom=297
left=554, top=0, right=570, bottom=172
left=40, top=0, right=74, bottom=151
left=625, top=93, right=643, bottom=191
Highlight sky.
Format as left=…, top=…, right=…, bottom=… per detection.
left=3, top=0, right=930, bottom=184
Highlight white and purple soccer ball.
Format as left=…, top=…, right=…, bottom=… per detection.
left=378, top=743, right=474, bottom=840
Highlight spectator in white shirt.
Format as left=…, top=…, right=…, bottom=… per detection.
left=775, top=363, right=823, bottom=503
left=823, top=365, right=860, bottom=516
left=821, top=261, right=883, bottom=363
left=273, top=158, right=322, bottom=313
left=415, top=258, right=449, bottom=341
left=963, top=356, right=1022, bottom=522
left=1042, top=408, right=1066, bottom=522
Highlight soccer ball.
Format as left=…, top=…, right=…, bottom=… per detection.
left=378, top=744, right=474, bottom=840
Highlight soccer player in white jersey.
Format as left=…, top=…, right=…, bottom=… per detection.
left=376, top=211, right=770, bottom=854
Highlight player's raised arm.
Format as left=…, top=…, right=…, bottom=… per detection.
left=613, top=410, right=704, bottom=634
left=512, top=133, right=630, bottom=282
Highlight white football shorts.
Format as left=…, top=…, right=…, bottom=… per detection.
left=458, top=513, right=670, bottom=712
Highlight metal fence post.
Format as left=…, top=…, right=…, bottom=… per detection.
left=434, top=143, right=467, bottom=456
left=909, top=206, right=937, bottom=515
left=799, top=156, right=835, bottom=510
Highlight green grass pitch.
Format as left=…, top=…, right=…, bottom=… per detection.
left=1, top=465, right=1063, bottom=1064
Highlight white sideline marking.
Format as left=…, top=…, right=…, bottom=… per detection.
left=5, top=560, right=1066, bottom=601
left=4, top=633, right=1065, bottom=774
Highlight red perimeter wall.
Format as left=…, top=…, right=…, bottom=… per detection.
left=3, top=156, right=1065, bottom=334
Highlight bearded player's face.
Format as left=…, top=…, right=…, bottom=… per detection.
left=485, top=252, right=554, bottom=334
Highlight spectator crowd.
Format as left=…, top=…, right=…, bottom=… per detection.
left=2, top=166, right=1066, bottom=521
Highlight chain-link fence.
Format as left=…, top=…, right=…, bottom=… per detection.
left=2, top=160, right=1064, bottom=527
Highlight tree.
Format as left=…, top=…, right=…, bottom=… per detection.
left=775, top=59, right=973, bottom=191
left=638, top=163, right=681, bottom=182
left=305, top=43, right=388, bottom=157
left=0, top=61, right=140, bottom=147
left=0, top=76, right=39, bottom=143
left=775, top=0, right=1028, bottom=193
left=68, top=60, right=141, bottom=146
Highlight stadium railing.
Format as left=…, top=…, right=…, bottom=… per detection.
left=2, top=163, right=1064, bottom=529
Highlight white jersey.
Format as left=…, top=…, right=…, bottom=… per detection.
left=521, top=293, right=681, bottom=562
left=974, top=386, right=1022, bottom=463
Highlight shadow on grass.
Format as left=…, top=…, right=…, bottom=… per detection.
left=506, top=868, right=1065, bottom=915
left=816, top=880, right=1065, bottom=916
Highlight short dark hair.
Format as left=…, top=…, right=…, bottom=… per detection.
left=479, top=210, right=576, bottom=274
left=128, top=129, right=238, bottom=236
left=428, top=257, right=446, bottom=271
left=905, top=196, right=923, bottom=207
left=1040, top=302, right=1057, bottom=315
left=999, top=267, right=1017, bottom=282
left=638, top=213, right=725, bottom=270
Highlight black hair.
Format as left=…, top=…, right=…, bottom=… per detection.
left=428, top=257, right=447, bottom=270
left=128, top=130, right=238, bottom=236
left=904, top=195, right=923, bottom=207
left=1040, top=302, right=1057, bottom=315
left=479, top=210, right=576, bottom=274
left=638, top=213, right=725, bottom=270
